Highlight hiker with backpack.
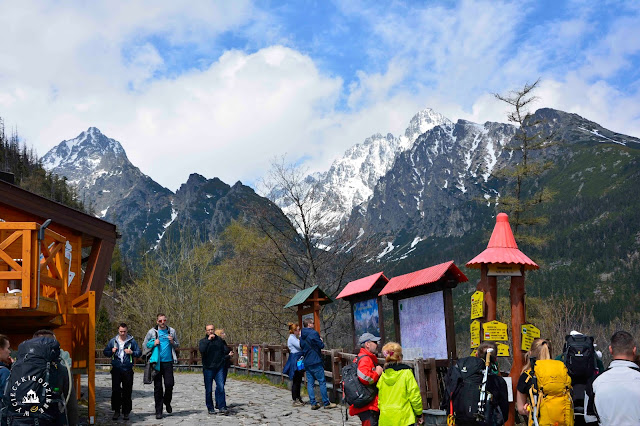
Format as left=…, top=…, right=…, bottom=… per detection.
left=300, top=318, right=337, bottom=410
left=516, top=338, right=573, bottom=426
left=1, top=329, right=78, bottom=426
left=376, top=342, right=423, bottom=426
left=589, top=330, right=640, bottom=425
left=103, top=322, right=142, bottom=421
left=143, top=313, right=180, bottom=420
left=441, top=342, right=508, bottom=426
left=556, top=331, right=602, bottom=425
left=344, top=332, right=383, bottom=426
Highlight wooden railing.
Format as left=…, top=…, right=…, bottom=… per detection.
left=96, top=343, right=441, bottom=408
left=0, top=222, right=69, bottom=317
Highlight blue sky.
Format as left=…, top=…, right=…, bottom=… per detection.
left=1, top=0, right=639, bottom=190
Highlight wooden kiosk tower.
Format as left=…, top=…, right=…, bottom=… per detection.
left=336, top=272, right=389, bottom=352
left=284, top=285, right=332, bottom=333
left=466, top=213, right=538, bottom=426
left=0, top=179, right=117, bottom=424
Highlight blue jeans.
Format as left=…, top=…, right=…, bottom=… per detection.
left=203, top=367, right=226, bottom=410
left=305, top=363, right=329, bottom=406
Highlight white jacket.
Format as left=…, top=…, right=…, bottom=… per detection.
left=592, top=360, right=640, bottom=425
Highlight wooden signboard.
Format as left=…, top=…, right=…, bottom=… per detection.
left=471, top=290, right=484, bottom=319
left=521, top=324, right=541, bottom=352
left=470, top=320, right=481, bottom=348
left=237, top=344, right=249, bottom=368
left=251, top=345, right=260, bottom=369
left=483, top=320, right=508, bottom=341
left=487, top=264, right=522, bottom=277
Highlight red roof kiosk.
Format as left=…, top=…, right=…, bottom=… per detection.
left=379, top=261, right=467, bottom=362
left=466, top=213, right=538, bottom=426
left=337, top=272, right=389, bottom=352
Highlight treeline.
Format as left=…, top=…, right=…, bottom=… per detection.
left=0, top=117, right=87, bottom=211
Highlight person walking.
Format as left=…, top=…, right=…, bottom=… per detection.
left=590, top=331, right=640, bottom=425
left=199, top=325, right=228, bottom=415
left=376, top=342, right=423, bottom=426
left=103, top=323, right=142, bottom=421
left=283, top=322, right=305, bottom=406
left=143, top=313, right=180, bottom=420
left=300, top=318, right=337, bottom=410
left=349, top=333, right=383, bottom=426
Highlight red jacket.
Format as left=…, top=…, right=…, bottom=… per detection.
left=349, top=347, right=381, bottom=415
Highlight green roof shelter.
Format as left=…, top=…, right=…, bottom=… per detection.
left=284, top=285, right=332, bottom=333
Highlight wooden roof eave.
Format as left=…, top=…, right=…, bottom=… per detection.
left=0, top=180, right=117, bottom=244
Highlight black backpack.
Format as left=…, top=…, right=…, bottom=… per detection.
left=443, top=357, right=502, bottom=426
left=1, top=337, right=68, bottom=426
left=342, top=355, right=378, bottom=408
left=563, top=334, right=597, bottom=381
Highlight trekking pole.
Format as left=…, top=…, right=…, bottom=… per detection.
left=477, top=348, right=493, bottom=420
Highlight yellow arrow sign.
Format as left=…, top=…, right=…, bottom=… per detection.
left=521, top=324, right=541, bottom=351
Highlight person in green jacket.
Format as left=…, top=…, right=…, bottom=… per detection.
left=377, top=342, right=424, bottom=426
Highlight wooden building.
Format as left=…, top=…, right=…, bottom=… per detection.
left=0, top=179, right=117, bottom=424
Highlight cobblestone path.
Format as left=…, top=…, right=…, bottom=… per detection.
left=92, top=371, right=360, bottom=425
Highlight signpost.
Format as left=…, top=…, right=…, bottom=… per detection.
left=521, top=324, right=541, bottom=351
left=471, top=290, right=484, bottom=320
left=483, top=320, right=509, bottom=341
left=470, top=320, right=481, bottom=348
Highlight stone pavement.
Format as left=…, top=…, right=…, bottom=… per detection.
left=91, top=371, right=360, bottom=425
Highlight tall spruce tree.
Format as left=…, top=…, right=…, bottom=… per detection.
left=494, top=80, right=557, bottom=246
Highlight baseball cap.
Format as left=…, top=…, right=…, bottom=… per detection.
left=358, top=333, right=381, bottom=345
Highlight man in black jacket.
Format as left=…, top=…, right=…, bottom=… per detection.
left=103, top=323, right=142, bottom=421
left=199, top=325, right=227, bottom=415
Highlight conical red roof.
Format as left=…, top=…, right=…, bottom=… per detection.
left=466, top=213, right=538, bottom=270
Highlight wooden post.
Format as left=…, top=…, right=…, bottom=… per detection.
left=443, top=288, right=457, bottom=359
left=350, top=302, right=357, bottom=351
left=21, top=230, right=31, bottom=308
left=330, top=349, right=340, bottom=401
left=427, top=358, right=439, bottom=409
left=377, top=296, right=386, bottom=345
left=393, top=298, right=401, bottom=343
left=413, top=358, right=427, bottom=408
left=506, top=269, right=526, bottom=426
left=481, top=265, right=497, bottom=322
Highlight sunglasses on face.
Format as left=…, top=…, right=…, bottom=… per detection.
left=158, top=319, right=167, bottom=322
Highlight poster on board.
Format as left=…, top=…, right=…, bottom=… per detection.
left=399, top=291, right=447, bottom=360
left=251, top=345, right=260, bottom=369
left=353, top=298, right=380, bottom=338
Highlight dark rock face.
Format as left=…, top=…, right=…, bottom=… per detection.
left=42, top=128, right=283, bottom=257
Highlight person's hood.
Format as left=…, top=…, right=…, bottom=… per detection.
left=380, top=363, right=413, bottom=386
left=300, top=327, right=314, bottom=340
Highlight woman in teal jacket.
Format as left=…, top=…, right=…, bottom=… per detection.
left=377, top=342, right=424, bottom=426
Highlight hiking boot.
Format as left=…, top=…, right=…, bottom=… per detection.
left=112, top=410, right=120, bottom=420
left=208, top=409, right=216, bottom=415
left=155, top=413, right=163, bottom=419
left=165, top=403, right=173, bottom=414
left=297, top=398, right=306, bottom=405
left=123, top=412, right=130, bottom=420
left=292, top=400, right=303, bottom=407
left=310, top=403, right=321, bottom=410
left=219, top=408, right=230, bottom=416
left=323, top=403, right=337, bottom=409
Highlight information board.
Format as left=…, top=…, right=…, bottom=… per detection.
left=470, top=291, right=484, bottom=319
left=354, top=298, right=380, bottom=338
left=251, top=345, right=260, bottom=369
left=237, top=344, right=249, bottom=368
left=521, top=324, right=541, bottom=351
left=483, top=320, right=508, bottom=341
left=399, top=291, right=447, bottom=360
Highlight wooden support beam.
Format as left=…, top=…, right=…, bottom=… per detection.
left=81, top=238, right=114, bottom=309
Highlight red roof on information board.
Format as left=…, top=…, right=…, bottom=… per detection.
left=378, top=261, right=468, bottom=296
left=337, top=272, right=389, bottom=299
left=466, top=213, right=539, bottom=270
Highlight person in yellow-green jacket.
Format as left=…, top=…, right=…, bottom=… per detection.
left=377, top=342, right=424, bottom=425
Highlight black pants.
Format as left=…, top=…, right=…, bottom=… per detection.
left=111, top=368, right=134, bottom=414
left=291, top=370, right=304, bottom=401
left=357, top=410, right=379, bottom=426
left=153, top=362, right=174, bottom=414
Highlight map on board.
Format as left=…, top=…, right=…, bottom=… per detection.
left=399, top=291, right=448, bottom=360
left=354, top=298, right=380, bottom=338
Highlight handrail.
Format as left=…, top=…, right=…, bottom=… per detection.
left=94, top=343, right=442, bottom=408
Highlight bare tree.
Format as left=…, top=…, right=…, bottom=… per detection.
left=256, top=156, right=380, bottom=345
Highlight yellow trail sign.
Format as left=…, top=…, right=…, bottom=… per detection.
left=470, top=320, right=481, bottom=348
left=497, top=342, right=510, bottom=357
left=482, top=320, right=508, bottom=341
left=470, top=291, right=484, bottom=320
left=521, top=324, right=541, bottom=351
